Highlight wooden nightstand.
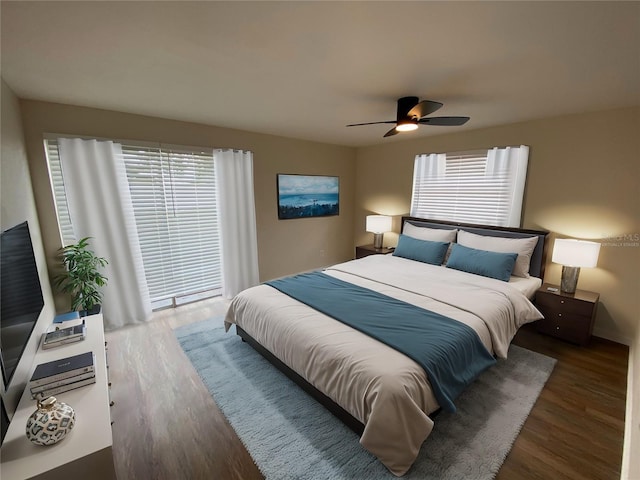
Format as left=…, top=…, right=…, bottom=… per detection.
left=355, top=244, right=394, bottom=259
left=534, top=283, right=599, bottom=345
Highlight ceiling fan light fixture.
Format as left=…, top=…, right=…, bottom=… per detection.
left=395, top=122, right=418, bottom=132
left=346, top=96, right=469, bottom=138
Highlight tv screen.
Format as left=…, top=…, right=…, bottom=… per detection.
left=0, top=221, right=44, bottom=388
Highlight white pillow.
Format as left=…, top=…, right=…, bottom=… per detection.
left=403, top=223, right=457, bottom=243
left=457, top=230, right=538, bottom=278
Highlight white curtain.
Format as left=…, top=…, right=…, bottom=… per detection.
left=485, top=145, right=529, bottom=227
left=214, top=149, right=259, bottom=299
left=58, top=138, right=152, bottom=329
left=410, top=153, right=446, bottom=216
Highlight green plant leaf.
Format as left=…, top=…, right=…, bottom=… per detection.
left=54, top=237, right=108, bottom=312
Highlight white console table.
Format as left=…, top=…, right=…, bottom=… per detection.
left=0, top=313, right=115, bottom=480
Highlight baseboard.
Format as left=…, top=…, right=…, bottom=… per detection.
left=621, top=341, right=639, bottom=480
left=592, top=327, right=632, bottom=347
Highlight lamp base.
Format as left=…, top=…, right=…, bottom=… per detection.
left=560, top=266, right=581, bottom=294
left=373, top=233, right=384, bottom=249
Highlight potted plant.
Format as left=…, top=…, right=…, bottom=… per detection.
left=54, top=237, right=108, bottom=316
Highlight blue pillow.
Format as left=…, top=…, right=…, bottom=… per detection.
left=392, top=235, right=449, bottom=265
left=446, top=243, right=518, bottom=282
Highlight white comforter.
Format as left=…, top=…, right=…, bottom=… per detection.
left=224, top=255, right=543, bottom=476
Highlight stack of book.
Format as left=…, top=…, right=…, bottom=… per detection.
left=29, top=351, right=96, bottom=400
left=42, top=320, right=86, bottom=350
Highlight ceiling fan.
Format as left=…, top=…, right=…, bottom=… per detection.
left=346, top=96, right=470, bottom=137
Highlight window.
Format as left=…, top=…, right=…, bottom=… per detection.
left=45, top=138, right=222, bottom=309
left=410, top=146, right=529, bottom=227
left=45, top=141, right=75, bottom=245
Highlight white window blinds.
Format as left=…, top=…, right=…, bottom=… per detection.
left=44, top=140, right=76, bottom=245
left=45, top=138, right=222, bottom=307
left=410, top=146, right=529, bottom=227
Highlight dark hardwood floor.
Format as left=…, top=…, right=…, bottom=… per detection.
left=106, top=299, right=628, bottom=480
left=502, top=324, right=628, bottom=480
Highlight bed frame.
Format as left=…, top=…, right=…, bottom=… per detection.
left=235, top=217, right=549, bottom=436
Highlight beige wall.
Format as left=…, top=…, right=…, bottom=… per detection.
left=17, top=100, right=638, bottom=342
left=355, top=106, right=639, bottom=345
left=0, top=81, right=56, bottom=415
left=19, top=100, right=356, bottom=301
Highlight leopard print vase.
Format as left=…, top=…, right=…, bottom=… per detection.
left=26, top=396, right=76, bottom=446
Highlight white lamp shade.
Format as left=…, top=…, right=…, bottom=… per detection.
left=366, top=215, right=392, bottom=233
left=552, top=238, right=600, bottom=268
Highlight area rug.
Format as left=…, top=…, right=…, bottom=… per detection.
left=175, top=319, right=556, bottom=480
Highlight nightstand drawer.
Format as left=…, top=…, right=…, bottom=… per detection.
left=534, top=284, right=599, bottom=346
left=536, top=310, right=592, bottom=345
left=535, top=291, right=595, bottom=317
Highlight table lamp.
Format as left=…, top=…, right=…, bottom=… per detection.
left=366, top=215, right=392, bottom=249
left=551, top=238, right=600, bottom=293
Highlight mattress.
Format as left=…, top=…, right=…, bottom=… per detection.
left=508, top=274, right=542, bottom=299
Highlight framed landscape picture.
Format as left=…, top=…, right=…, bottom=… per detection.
left=277, top=174, right=339, bottom=219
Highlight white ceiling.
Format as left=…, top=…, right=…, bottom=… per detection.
left=1, top=1, right=639, bottom=147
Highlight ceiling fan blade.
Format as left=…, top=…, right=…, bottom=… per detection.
left=407, top=100, right=443, bottom=119
left=383, top=127, right=400, bottom=137
left=419, top=116, right=470, bottom=126
left=346, top=121, right=397, bottom=127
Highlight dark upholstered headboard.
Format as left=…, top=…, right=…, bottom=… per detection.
left=401, top=216, right=549, bottom=279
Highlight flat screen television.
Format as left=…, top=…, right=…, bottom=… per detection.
left=0, top=221, right=45, bottom=389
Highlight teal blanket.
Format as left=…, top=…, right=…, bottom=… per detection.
left=266, top=272, right=496, bottom=413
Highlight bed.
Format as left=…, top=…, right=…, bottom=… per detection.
left=224, top=216, right=548, bottom=476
